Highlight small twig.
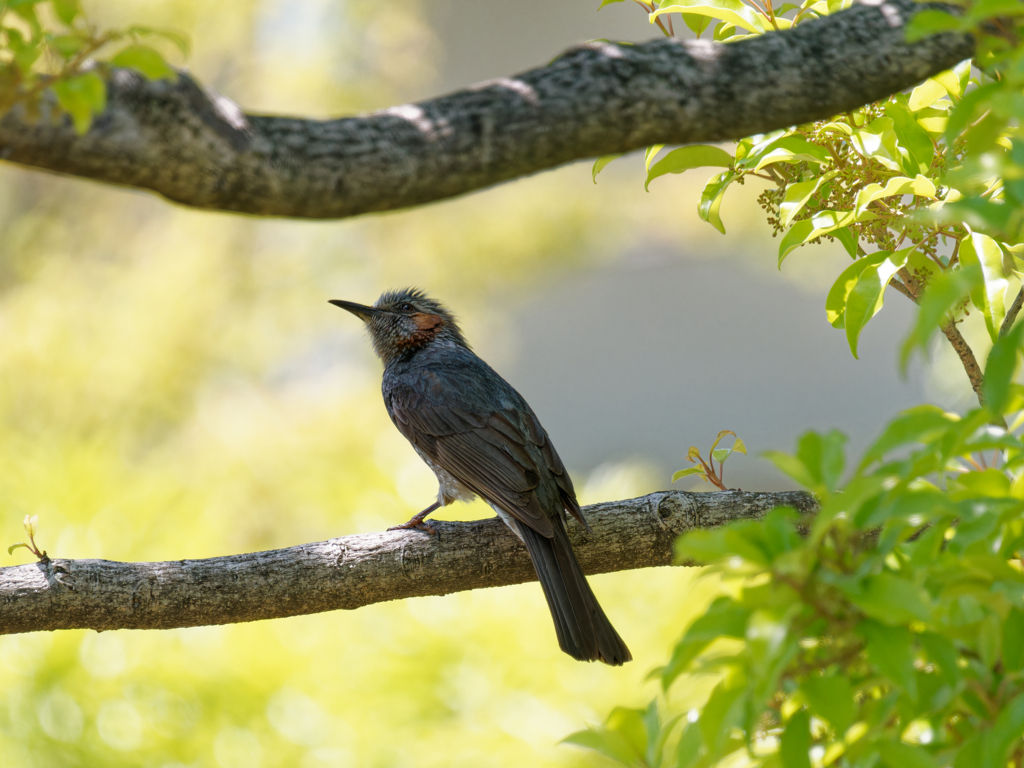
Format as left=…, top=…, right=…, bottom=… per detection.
left=888, top=277, right=917, bottom=302
left=896, top=266, right=922, bottom=302
left=948, top=240, right=961, bottom=269
left=1001, top=287, right=1024, bottom=337
left=941, top=319, right=987, bottom=409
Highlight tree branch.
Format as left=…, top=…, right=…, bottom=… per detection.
left=0, top=0, right=971, bottom=219
left=941, top=319, right=987, bottom=406
left=1001, top=287, right=1024, bottom=337
left=0, top=489, right=816, bottom=635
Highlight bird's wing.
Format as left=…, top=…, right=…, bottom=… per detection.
left=386, top=370, right=582, bottom=538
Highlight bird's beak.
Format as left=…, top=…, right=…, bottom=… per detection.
left=329, top=299, right=381, bottom=322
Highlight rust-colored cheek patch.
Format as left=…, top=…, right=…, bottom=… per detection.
left=412, top=313, right=444, bottom=331
left=395, top=313, right=446, bottom=349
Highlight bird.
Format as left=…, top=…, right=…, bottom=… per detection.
left=330, top=288, right=631, bottom=666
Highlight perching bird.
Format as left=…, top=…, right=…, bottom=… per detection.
left=330, top=288, right=631, bottom=666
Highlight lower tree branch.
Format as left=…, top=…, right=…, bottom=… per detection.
left=0, top=489, right=816, bottom=636
left=0, top=0, right=971, bottom=219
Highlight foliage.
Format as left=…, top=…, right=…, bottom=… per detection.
left=0, top=0, right=186, bottom=133
left=571, top=1, right=1024, bottom=767
left=7, top=513, right=46, bottom=559
left=672, top=430, right=747, bottom=490
left=573, top=396, right=1024, bottom=767
left=596, top=0, right=1024, bottom=367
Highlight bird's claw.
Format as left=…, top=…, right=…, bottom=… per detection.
left=387, top=518, right=437, bottom=535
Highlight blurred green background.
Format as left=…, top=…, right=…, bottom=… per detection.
left=0, top=0, right=971, bottom=766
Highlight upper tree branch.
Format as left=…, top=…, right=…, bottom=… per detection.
left=0, top=0, right=971, bottom=219
left=0, top=489, right=816, bottom=636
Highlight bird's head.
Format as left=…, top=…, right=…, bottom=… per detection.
left=330, top=288, right=469, bottom=363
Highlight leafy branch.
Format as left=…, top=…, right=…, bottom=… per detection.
left=596, top=0, right=1024, bottom=411
left=0, top=0, right=187, bottom=133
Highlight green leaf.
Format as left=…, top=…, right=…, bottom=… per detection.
left=698, top=171, right=735, bottom=234
left=965, top=0, right=1024, bottom=24
left=959, top=231, right=1009, bottom=342
left=49, top=34, right=85, bottom=59
left=833, top=226, right=859, bottom=258
left=859, top=620, right=918, bottom=700
left=779, top=175, right=829, bottom=229
left=52, top=0, right=80, bottom=25
left=977, top=612, right=1002, bottom=670
left=908, top=77, right=954, bottom=111
left=800, top=429, right=846, bottom=490
left=675, top=721, right=703, bottom=768
left=709, top=429, right=736, bottom=454
left=851, top=117, right=904, bottom=172
left=7, top=543, right=29, bottom=555
left=672, top=466, right=706, bottom=482
left=110, top=44, right=177, bottom=81
left=9, top=0, right=41, bottom=28
left=920, top=632, right=962, bottom=687
left=955, top=736, right=983, bottom=768
left=50, top=71, right=107, bottom=134
left=778, top=212, right=854, bottom=266
left=651, top=1, right=767, bottom=34
left=126, top=26, right=192, bottom=58
left=645, top=145, right=732, bottom=191
left=681, top=12, right=713, bottom=36
left=1003, top=609, right=1024, bottom=672
left=982, top=691, right=1024, bottom=768
left=763, top=429, right=846, bottom=492
left=698, top=681, right=746, bottom=754
left=826, top=256, right=874, bottom=328
left=860, top=405, right=960, bottom=466
left=746, top=136, right=831, bottom=172
left=945, top=82, right=999, bottom=144
left=762, top=450, right=817, bottom=489
left=905, top=9, right=962, bottom=42
left=563, top=707, right=650, bottom=766
left=1003, top=138, right=1024, bottom=206
left=597, top=0, right=626, bottom=6
left=876, top=742, right=939, bottom=768
left=779, top=710, right=811, bottom=768
left=562, top=727, right=640, bottom=765
left=982, top=319, right=1024, bottom=415
left=932, top=68, right=964, bottom=101
left=900, top=265, right=983, bottom=372
left=644, top=145, right=664, bottom=173
left=885, top=102, right=936, bottom=173
left=940, top=197, right=1014, bottom=237
left=853, top=176, right=936, bottom=220
left=801, top=674, right=854, bottom=733
left=844, top=249, right=910, bottom=359
left=660, top=596, right=750, bottom=687
left=847, top=572, right=932, bottom=625
left=592, top=153, right=622, bottom=183
left=7, top=26, right=42, bottom=71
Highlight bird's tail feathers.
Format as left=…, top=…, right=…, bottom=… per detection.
left=516, top=520, right=631, bottom=666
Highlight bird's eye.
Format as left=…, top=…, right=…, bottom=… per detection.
left=399, top=303, right=414, bottom=312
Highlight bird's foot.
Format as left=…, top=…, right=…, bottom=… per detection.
left=387, top=501, right=441, bottom=535
left=387, top=517, right=437, bottom=535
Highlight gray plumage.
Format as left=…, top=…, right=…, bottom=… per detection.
left=330, top=288, right=631, bottom=665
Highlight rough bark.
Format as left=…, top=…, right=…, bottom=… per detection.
left=0, top=0, right=971, bottom=219
left=0, top=489, right=816, bottom=635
